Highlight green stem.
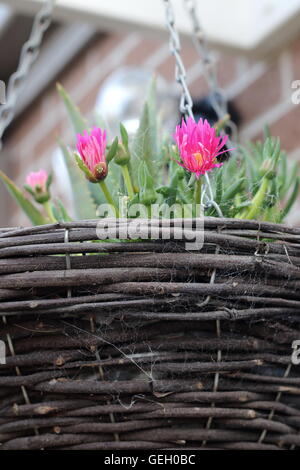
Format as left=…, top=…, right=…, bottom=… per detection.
left=121, top=165, right=135, bottom=199
left=43, top=201, right=56, bottom=223
left=99, top=180, right=119, bottom=218
left=194, top=177, right=202, bottom=218
left=243, top=177, right=269, bottom=220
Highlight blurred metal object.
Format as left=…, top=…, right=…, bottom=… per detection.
left=0, top=4, right=12, bottom=34
left=95, top=66, right=178, bottom=138
left=0, top=80, right=5, bottom=104
left=183, top=0, right=238, bottom=142
left=0, top=0, right=55, bottom=148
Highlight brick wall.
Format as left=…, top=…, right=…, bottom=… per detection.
left=2, top=29, right=300, bottom=227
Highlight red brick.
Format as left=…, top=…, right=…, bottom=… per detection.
left=290, top=35, right=300, bottom=78
left=42, top=86, right=61, bottom=115
left=217, top=52, right=238, bottom=88
left=233, top=62, right=281, bottom=124
left=269, top=104, right=300, bottom=153
left=7, top=100, right=42, bottom=150
left=77, top=79, right=102, bottom=116
left=31, top=121, right=64, bottom=163
left=188, top=76, right=209, bottom=98
left=156, top=55, right=175, bottom=82
left=58, top=48, right=88, bottom=94
left=85, top=33, right=126, bottom=68
left=125, top=38, right=163, bottom=66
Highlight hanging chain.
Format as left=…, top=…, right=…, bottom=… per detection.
left=0, top=0, right=55, bottom=147
left=184, top=0, right=226, bottom=118
left=163, top=0, right=194, bottom=119
left=163, top=0, right=222, bottom=215
left=183, top=0, right=238, bottom=142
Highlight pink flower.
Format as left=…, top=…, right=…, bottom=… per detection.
left=76, top=127, right=107, bottom=181
left=174, top=117, right=232, bottom=179
left=26, top=169, right=48, bottom=191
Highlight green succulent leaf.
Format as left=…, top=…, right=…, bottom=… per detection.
left=74, top=153, right=94, bottom=181
left=23, top=184, right=35, bottom=197
left=106, top=137, right=119, bottom=163
left=132, top=77, right=159, bottom=180
left=57, top=83, right=88, bottom=135
left=46, top=173, right=53, bottom=191
left=281, top=177, right=300, bottom=220
left=215, top=167, right=223, bottom=204
left=138, top=161, right=157, bottom=206
left=223, top=176, right=245, bottom=202
left=120, top=123, right=129, bottom=150
left=52, top=198, right=72, bottom=222
left=59, top=142, right=97, bottom=220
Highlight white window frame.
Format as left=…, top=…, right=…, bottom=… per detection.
left=4, top=0, right=300, bottom=57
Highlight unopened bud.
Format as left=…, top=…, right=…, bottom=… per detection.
left=260, top=159, right=276, bottom=179
left=93, top=162, right=108, bottom=181
left=115, top=144, right=130, bottom=166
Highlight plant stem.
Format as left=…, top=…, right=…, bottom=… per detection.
left=194, top=177, right=202, bottom=218
left=99, top=180, right=119, bottom=218
left=244, top=177, right=269, bottom=220
left=121, top=165, right=134, bottom=199
left=43, top=201, right=56, bottom=223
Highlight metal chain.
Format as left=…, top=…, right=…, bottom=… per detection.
left=183, top=0, right=238, bottom=143
left=163, top=0, right=194, bottom=119
left=0, top=0, right=55, bottom=147
left=162, top=0, right=223, bottom=215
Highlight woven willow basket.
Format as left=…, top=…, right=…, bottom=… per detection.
left=0, top=217, right=300, bottom=450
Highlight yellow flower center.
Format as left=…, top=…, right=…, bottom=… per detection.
left=194, top=152, right=203, bottom=165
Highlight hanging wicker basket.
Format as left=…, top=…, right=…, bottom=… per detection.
left=0, top=217, right=300, bottom=451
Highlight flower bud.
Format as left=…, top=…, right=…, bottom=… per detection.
left=260, top=159, right=276, bottom=179
left=76, top=127, right=109, bottom=182
left=114, top=144, right=130, bottom=166
left=140, top=188, right=157, bottom=206
left=138, top=161, right=157, bottom=206
left=94, top=162, right=108, bottom=181
left=24, top=170, right=51, bottom=203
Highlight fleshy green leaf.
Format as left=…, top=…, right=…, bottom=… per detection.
left=46, top=173, right=52, bottom=191
left=0, top=170, right=47, bottom=225
left=23, top=184, right=35, bottom=197
left=106, top=137, right=119, bottom=163
left=131, top=77, right=159, bottom=180
left=57, top=83, right=88, bottom=135
left=74, top=153, right=94, bottom=180
left=52, top=199, right=72, bottom=222
left=215, top=167, right=223, bottom=204
left=281, top=178, right=300, bottom=220
left=223, top=176, right=245, bottom=202
left=59, top=142, right=97, bottom=220
left=120, top=123, right=129, bottom=150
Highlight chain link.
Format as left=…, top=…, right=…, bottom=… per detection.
left=163, top=0, right=223, bottom=215
left=163, top=0, right=194, bottom=119
left=0, top=0, right=55, bottom=147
